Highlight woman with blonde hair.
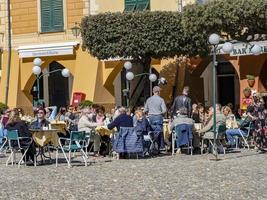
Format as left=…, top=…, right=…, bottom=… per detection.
left=5, top=109, right=36, bottom=163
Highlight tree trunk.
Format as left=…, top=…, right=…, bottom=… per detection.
left=141, top=57, right=152, bottom=100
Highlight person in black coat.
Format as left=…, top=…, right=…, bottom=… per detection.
left=30, top=108, right=50, bottom=130
left=172, top=86, right=192, bottom=118
left=107, top=107, right=133, bottom=131
left=5, top=109, right=36, bottom=162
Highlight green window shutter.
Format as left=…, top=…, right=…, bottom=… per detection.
left=41, top=0, right=52, bottom=32
left=124, top=0, right=150, bottom=11
left=41, top=0, right=64, bottom=33
left=136, top=0, right=149, bottom=11
left=125, top=0, right=136, bottom=11
left=52, top=0, right=64, bottom=32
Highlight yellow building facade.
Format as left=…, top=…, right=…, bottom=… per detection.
left=0, top=0, right=266, bottom=113
left=0, top=0, right=197, bottom=113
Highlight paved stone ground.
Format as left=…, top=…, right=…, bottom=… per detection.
left=0, top=150, right=266, bottom=200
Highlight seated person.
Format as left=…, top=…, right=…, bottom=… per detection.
left=225, top=118, right=250, bottom=148
left=45, top=106, right=57, bottom=122
left=170, top=107, right=194, bottom=130
left=78, top=107, right=103, bottom=157
left=30, top=108, right=50, bottom=129
left=198, top=104, right=226, bottom=137
left=5, top=109, right=36, bottom=163
left=107, top=107, right=133, bottom=131
left=134, top=109, right=150, bottom=135
left=170, top=107, right=195, bottom=153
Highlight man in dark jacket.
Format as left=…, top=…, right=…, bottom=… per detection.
left=30, top=108, right=50, bottom=129
left=107, top=107, right=133, bottom=131
left=172, top=86, right=192, bottom=118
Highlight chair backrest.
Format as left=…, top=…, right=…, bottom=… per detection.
left=217, top=123, right=226, bottom=134
left=7, top=130, right=19, bottom=140
left=70, top=131, right=86, bottom=142
left=175, top=124, right=193, bottom=139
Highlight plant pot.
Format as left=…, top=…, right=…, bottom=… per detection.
left=243, top=90, right=251, bottom=98
left=247, top=79, right=255, bottom=87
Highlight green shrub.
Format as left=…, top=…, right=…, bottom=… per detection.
left=0, top=102, right=8, bottom=114
left=79, top=100, right=93, bottom=109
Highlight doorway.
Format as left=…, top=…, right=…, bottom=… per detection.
left=48, top=61, right=70, bottom=108
left=217, top=62, right=240, bottom=109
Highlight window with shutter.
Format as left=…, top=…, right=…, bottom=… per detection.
left=124, top=0, right=150, bottom=11
left=41, top=0, right=64, bottom=33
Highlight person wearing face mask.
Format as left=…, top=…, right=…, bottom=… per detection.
left=30, top=108, right=50, bottom=130
left=78, top=107, right=103, bottom=157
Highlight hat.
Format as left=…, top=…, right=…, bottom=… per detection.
left=153, top=86, right=161, bottom=93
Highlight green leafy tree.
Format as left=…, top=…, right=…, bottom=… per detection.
left=80, top=0, right=266, bottom=100
left=181, top=0, right=267, bottom=56
left=81, top=0, right=266, bottom=59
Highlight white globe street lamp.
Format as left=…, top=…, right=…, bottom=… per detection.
left=222, top=42, right=233, bottom=53
left=124, top=61, right=133, bottom=70
left=126, top=72, right=134, bottom=81
left=32, top=65, right=41, bottom=75
left=208, top=33, right=220, bottom=45
left=61, top=68, right=70, bottom=77
left=149, top=73, right=157, bottom=82
left=251, top=44, right=261, bottom=55
left=33, top=58, right=42, bottom=66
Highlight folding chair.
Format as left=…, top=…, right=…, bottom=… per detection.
left=172, top=124, right=193, bottom=155
left=235, top=122, right=252, bottom=149
left=0, top=127, right=8, bottom=155
left=56, top=131, right=88, bottom=167
left=112, top=127, right=144, bottom=159
left=5, top=130, right=36, bottom=168
left=201, top=124, right=226, bottom=155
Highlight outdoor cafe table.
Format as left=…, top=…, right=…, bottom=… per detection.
left=95, top=126, right=115, bottom=137
left=50, top=121, right=68, bottom=135
left=30, top=129, right=60, bottom=163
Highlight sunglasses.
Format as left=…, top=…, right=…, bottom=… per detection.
left=37, top=112, right=44, bottom=114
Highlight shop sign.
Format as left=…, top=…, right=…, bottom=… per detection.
left=17, top=42, right=79, bottom=58
left=217, top=41, right=267, bottom=56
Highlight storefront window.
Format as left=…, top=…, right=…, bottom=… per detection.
left=41, top=0, right=64, bottom=33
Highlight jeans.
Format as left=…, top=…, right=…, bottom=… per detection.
left=148, top=115, right=164, bottom=149
left=226, top=129, right=248, bottom=146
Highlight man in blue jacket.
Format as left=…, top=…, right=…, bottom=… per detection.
left=107, top=107, right=133, bottom=131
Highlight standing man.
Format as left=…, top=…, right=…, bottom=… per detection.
left=172, top=86, right=192, bottom=118
left=144, top=86, right=167, bottom=151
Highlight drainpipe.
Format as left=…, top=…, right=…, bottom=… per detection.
left=5, top=0, right=11, bottom=105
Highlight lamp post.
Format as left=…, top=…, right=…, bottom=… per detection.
left=32, top=58, right=70, bottom=105
left=124, top=61, right=160, bottom=107
left=208, top=33, right=233, bottom=159
left=208, top=34, right=261, bottom=159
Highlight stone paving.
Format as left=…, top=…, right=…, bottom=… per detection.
left=0, top=150, right=266, bottom=200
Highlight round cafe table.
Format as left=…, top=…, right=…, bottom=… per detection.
left=50, top=121, right=67, bottom=136
left=95, top=126, right=115, bottom=137
left=30, top=129, right=60, bottom=163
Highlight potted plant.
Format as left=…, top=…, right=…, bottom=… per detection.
left=243, top=87, right=252, bottom=98
left=246, top=75, right=255, bottom=87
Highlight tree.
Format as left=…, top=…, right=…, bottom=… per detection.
left=181, top=0, right=267, bottom=56
left=81, top=0, right=266, bottom=59
left=81, top=11, right=185, bottom=98
left=80, top=0, right=267, bottom=100
left=81, top=11, right=185, bottom=64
